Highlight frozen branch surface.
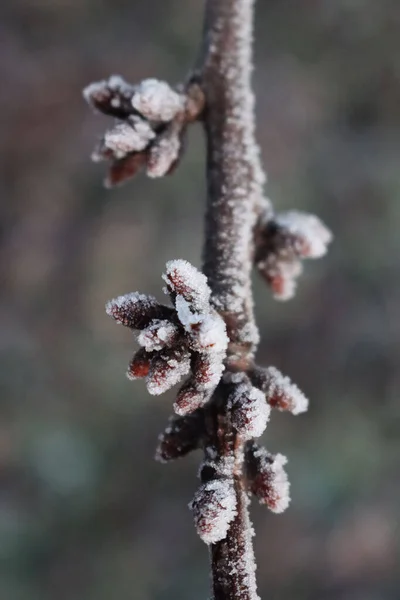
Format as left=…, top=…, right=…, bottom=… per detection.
left=198, top=1, right=265, bottom=598
left=201, top=0, right=267, bottom=354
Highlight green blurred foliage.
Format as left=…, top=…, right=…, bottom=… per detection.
left=0, top=0, right=399, bottom=598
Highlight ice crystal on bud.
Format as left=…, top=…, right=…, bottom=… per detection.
left=132, top=79, right=184, bottom=122
left=163, top=259, right=211, bottom=312
left=146, top=347, right=191, bottom=395
left=274, top=211, right=333, bottom=259
left=229, top=383, right=270, bottom=440
left=102, top=118, right=155, bottom=159
left=106, top=260, right=228, bottom=413
left=83, top=75, right=136, bottom=117
left=250, top=366, right=308, bottom=415
left=191, top=479, right=237, bottom=544
left=255, top=209, right=332, bottom=300
left=146, top=125, right=182, bottom=178
left=106, top=292, right=174, bottom=329
left=137, top=320, right=179, bottom=352
left=246, top=444, right=290, bottom=513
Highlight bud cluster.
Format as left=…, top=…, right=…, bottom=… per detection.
left=84, top=76, right=204, bottom=186
left=106, top=259, right=229, bottom=416
left=255, top=209, right=333, bottom=300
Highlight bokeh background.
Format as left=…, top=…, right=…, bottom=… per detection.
left=1, top=1, right=400, bottom=599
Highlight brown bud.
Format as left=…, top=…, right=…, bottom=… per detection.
left=250, top=366, right=308, bottom=415
left=105, top=152, right=148, bottom=187
left=246, top=443, right=290, bottom=513
left=146, top=346, right=191, bottom=396
left=174, top=379, right=211, bottom=416
left=106, top=293, right=174, bottom=330
left=156, top=411, right=205, bottom=463
left=126, top=348, right=153, bottom=380
left=229, top=383, right=270, bottom=440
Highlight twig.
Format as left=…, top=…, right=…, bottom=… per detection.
left=199, top=3, right=265, bottom=595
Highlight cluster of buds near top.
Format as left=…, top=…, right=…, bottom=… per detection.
left=254, top=206, right=333, bottom=300
left=83, top=75, right=204, bottom=186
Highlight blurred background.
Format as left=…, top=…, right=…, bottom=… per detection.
left=1, top=0, right=399, bottom=599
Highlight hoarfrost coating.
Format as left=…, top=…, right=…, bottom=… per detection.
left=264, top=366, right=308, bottom=415
left=229, top=384, right=270, bottom=440
left=191, top=479, right=237, bottom=544
left=131, top=78, right=184, bottom=122
left=274, top=210, right=333, bottom=259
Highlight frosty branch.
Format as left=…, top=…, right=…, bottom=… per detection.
left=83, top=0, right=332, bottom=598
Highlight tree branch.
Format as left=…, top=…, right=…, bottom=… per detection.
left=200, top=0, right=267, bottom=357
left=198, top=2, right=264, bottom=596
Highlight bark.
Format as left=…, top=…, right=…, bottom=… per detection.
left=198, top=1, right=266, bottom=598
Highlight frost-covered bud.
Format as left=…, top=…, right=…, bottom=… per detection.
left=106, top=293, right=174, bottom=330
left=83, top=75, right=136, bottom=117
left=126, top=348, right=152, bottom=380
left=257, top=257, right=302, bottom=302
left=156, top=411, right=205, bottom=463
left=146, top=125, right=182, bottom=178
left=163, top=259, right=211, bottom=312
left=191, top=479, right=237, bottom=544
left=255, top=208, right=332, bottom=301
left=246, top=444, right=290, bottom=513
left=103, top=117, right=155, bottom=159
left=105, top=151, right=147, bottom=188
left=106, top=260, right=227, bottom=409
left=229, top=384, right=270, bottom=440
left=132, top=79, right=184, bottom=122
left=274, top=211, right=333, bottom=259
left=137, top=319, right=179, bottom=352
left=146, top=346, right=191, bottom=395
left=174, top=379, right=211, bottom=416
left=191, top=352, right=226, bottom=391
left=250, top=366, right=308, bottom=415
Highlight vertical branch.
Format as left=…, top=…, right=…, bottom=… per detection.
left=211, top=482, right=258, bottom=600
left=199, top=0, right=268, bottom=355
left=198, top=1, right=266, bottom=598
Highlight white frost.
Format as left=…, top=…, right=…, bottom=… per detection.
left=137, top=319, right=178, bottom=352
left=230, top=384, right=270, bottom=440
left=275, top=210, right=333, bottom=259
left=196, top=313, right=229, bottom=354
left=103, top=119, right=155, bottom=158
left=191, top=479, right=237, bottom=544
left=146, top=351, right=191, bottom=396
left=163, top=259, right=211, bottom=312
left=175, top=295, right=203, bottom=329
left=265, top=366, right=308, bottom=415
left=132, top=79, right=184, bottom=122
left=83, top=75, right=135, bottom=107
left=147, top=130, right=181, bottom=178
left=105, top=292, right=157, bottom=323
